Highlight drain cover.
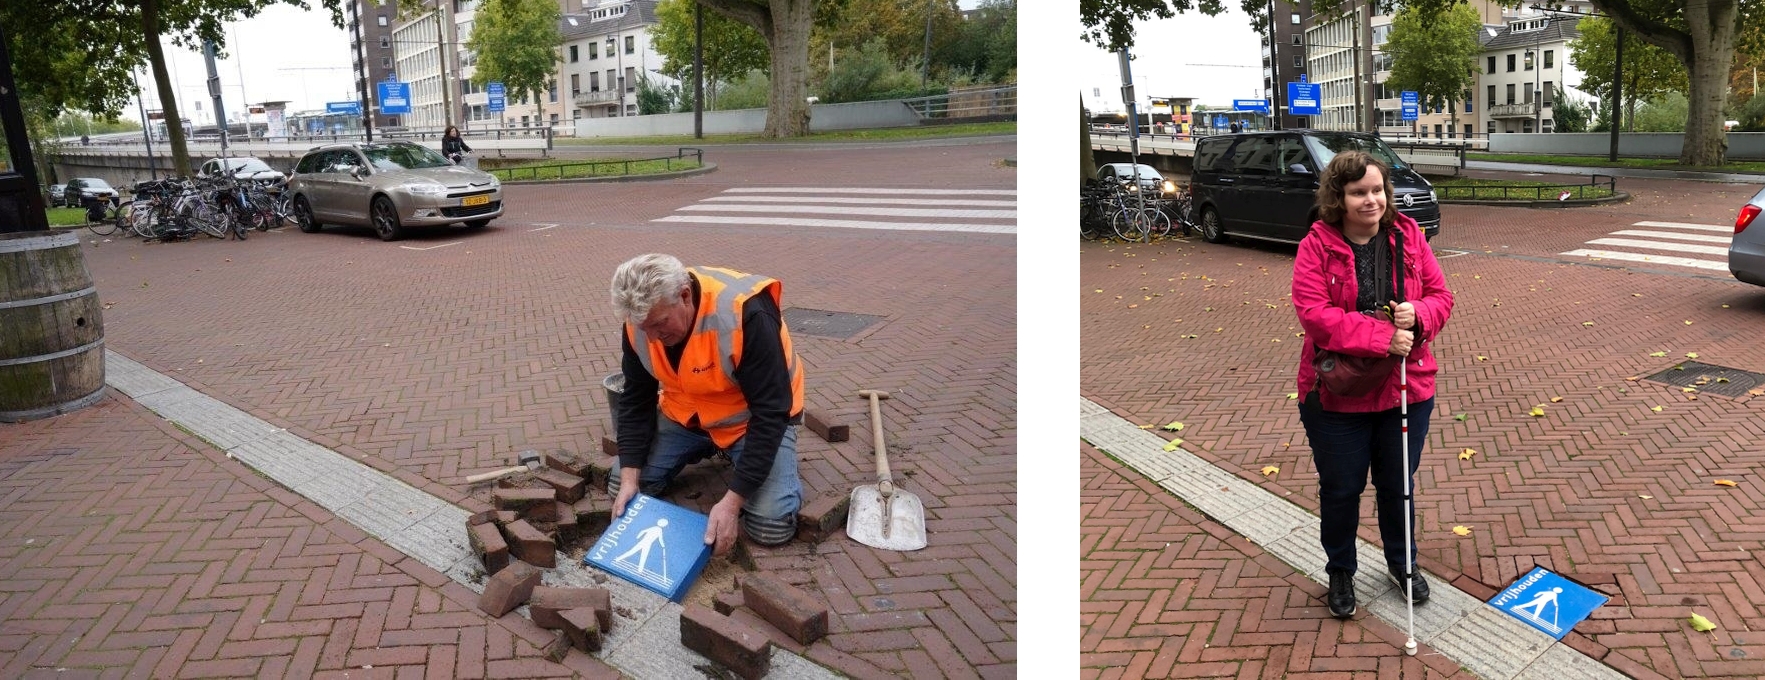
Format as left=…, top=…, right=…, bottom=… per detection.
left=1642, top=361, right=1765, bottom=398
left=783, top=307, right=884, bottom=339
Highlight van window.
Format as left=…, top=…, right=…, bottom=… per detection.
left=1274, top=137, right=1311, bottom=175
left=1228, top=137, right=1276, bottom=176
left=1194, top=138, right=1233, bottom=172
left=1302, top=134, right=1407, bottom=170
left=296, top=152, right=324, bottom=174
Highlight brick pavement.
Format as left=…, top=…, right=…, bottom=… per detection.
left=2, top=138, right=1016, bottom=677
left=1081, top=175, right=1765, bottom=678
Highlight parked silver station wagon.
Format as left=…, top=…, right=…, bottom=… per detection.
left=287, top=141, right=502, bottom=241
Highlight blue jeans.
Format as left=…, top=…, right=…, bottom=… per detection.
left=1298, top=393, right=1433, bottom=576
left=609, top=417, right=803, bottom=545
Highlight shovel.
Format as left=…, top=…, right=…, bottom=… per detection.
left=847, top=390, right=927, bottom=551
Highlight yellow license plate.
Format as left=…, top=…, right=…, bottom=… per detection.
left=461, top=194, right=490, bottom=207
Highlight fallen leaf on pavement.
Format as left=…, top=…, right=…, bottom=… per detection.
left=1687, top=352, right=1700, bottom=359
left=1683, top=387, right=1698, bottom=393
left=1649, top=351, right=1667, bottom=357
left=1459, top=448, right=1476, bottom=460
left=1138, top=424, right=1155, bottom=429
left=1454, top=414, right=1468, bottom=422
left=1690, top=613, right=1718, bottom=632
left=1750, top=389, right=1765, bottom=397
left=1652, top=406, right=1665, bottom=412
left=1452, top=526, right=1472, bottom=536
left=1260, top=465, right=1279, bottom=477
left=1639, top=495, right=1653, bottom=499
left=1550, top=397, right=1564, bottom=403
left=1685, top=320, right=1694, bottom=325
left=1287, top=393, right=1299, bottom=400
left=1161, top=421, right=1185, bottom=431
left=1715, top=479, right=1738, bottom=487
left=1476, top=355, right=1488, bottom=361
left=1582, top=322, right=1595, bottom=327
left=1163, top=440, right=1183, bottom=452
left=1528, top=406, right=1546, bottom=417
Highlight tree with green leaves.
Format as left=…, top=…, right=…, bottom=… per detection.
left=467, top=0, right=561, bottom=124
left=1553, top=96, right=1590, bottom=132
left=649, top=0, right=770, bottom=109
left=940, top=0, right=1015, bottom=84
left=1383, top=3, right=1481, bottom=134
left=14, top=0, right=345, bottom=177
left=693, top=0, right=847, bottom=137
left=1569, top=17, right=1686, bottom=133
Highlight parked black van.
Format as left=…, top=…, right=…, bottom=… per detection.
left=1190, top=130, right=1440, bottom=244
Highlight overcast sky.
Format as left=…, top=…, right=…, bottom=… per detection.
left=1079, top=8, right=1265, bottom=114
left=119, top=0, right=987, bottom=126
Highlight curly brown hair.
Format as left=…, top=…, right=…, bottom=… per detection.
left=1314, top=150, right=1397, bottom=231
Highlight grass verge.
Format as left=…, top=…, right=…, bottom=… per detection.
left=47, top=207, right=87, bottom=227
left=553, top=121, right=1015, bottom=147
left=1467, top=152, right=1765, bottom=175
left=1428, top=176, right=1616, bottom=200
left=488, top=157, right=704, bottom=181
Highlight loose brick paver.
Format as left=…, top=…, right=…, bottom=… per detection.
left=1082, top=173, right=1765, bottom=678
left=3, top=139, right=1016, bottom=677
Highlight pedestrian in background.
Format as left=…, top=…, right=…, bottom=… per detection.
left=1290, top=150, right=1455, bottom=619
left=442, top=125, right=471, bottom=164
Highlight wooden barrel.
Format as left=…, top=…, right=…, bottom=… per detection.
left=0, top=231, right=106, bottom=422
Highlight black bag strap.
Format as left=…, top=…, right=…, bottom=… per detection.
left=1391, top=224, right=1406, bottom=304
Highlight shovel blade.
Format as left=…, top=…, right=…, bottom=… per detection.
left=847, top=485, right=927, bottom=551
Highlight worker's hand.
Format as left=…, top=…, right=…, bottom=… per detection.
left=704, top=493, right=745, bottom=558
left=1388, top=329, right=1415, bottom=357
left=611, top=467, right=640, bottom=517
left=1389, top=301, right=1416, bottom=330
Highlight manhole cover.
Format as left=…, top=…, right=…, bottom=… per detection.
left=1642, top=361, right=1765, bottom=398
left=783, top=307, right=884, bottom=339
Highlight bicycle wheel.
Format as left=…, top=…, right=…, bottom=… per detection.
left=88, top=204, right=121, bottom=236
left=1112, top=209, right=1147, bottom=242
left=1147, top=209, right=1173, bottom=238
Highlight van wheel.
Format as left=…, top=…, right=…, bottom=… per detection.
left=1200, top=206, right=1227, bottom=243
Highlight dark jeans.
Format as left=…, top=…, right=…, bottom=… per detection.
left=1298, top=392, right=1434, bottom=576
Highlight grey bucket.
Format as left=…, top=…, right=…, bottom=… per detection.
left=603, top=372, right=624, bottom=426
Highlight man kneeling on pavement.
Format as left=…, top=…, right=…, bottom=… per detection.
left=607, top=253, right=805, bottom=557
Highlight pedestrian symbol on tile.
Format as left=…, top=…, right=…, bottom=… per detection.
left=614, top=518, right=670, bottom=583
left=1488, top=567, right=1607, bottom=640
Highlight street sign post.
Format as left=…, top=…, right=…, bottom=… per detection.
left=1232, top=99, right=1270, bottom=114
left=377, top=81, right=412, bottom=115
left=487, top=82, right=506, bottom=114
left=1401, top=90, right=1420, bottom=122
left=1286, top=74, right=1321, bottom=117
left=326, top=101, right=362, bottom=116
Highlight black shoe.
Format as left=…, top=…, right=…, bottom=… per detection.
left=1388, top=568, right=1431, bottom=605
left=1326, top=569, right=1356, bottom=619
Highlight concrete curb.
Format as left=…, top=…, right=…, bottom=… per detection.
left=102, top=348, right=835, bottom=680
left=1438, top=190, right=1631, bottom=208
left=499, top=162, right=717, bottom=186
left=1079, top=395, right=1628, bottom=680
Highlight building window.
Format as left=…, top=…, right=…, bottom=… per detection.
left=1525, top=51, right=1535, bottom=70
left=573, top=109, right=581, bottom=119
left=1292, top=34, right=1301, bottom=44
left=1291, top=12, right=1299, bottom=24
left=606, top=37, right=615, bottom=53
left=548, top=79, right=557, bottom=102
left=1543, top=81, right=1554, bottom=106
left=379, top=36, right=390, bottom=49
left=1524, top=84, right=1534, bottom=104
left=570, top=45, right=578, bottom=62
left=624, top=67, right=635, bottom=91
left=1488, top=121, right=1496, bottom=134
left=571, top=74, right=580, bottom=95
left=1505, top=84, right=1515, bottom=104
left=1489, top=85, right=1496, bottom=107
left=1506, top=54, right=1515, bottom=72
left=376, top=14, right=387, bottom=26
left=1293, top=55, right=1302, bottom=67
left=1487, top=56, right=1495, bottom=73
left=624, top=36, right=634, bottom=54
left=590, top=42, right=598, bottom=59
left=1544, top=50, right=1554, bottom=68
left=550, top=113, right=558, bottom=124
left=1543, top=119, right=1553, bottom=133
left=382, top=57, right=392, bottom=68
left=1523, top=119, right=1533, bottom=133
left=590, top=72, right=599, bottom=91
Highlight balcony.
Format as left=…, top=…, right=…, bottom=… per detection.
left=1375, top=97, right=1401, bottom=110
left=1487, top=102, right=1539, bottom=118
left=575, top=90, right=621, bottom=106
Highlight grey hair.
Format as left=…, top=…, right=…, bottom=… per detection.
left=610, top=254, right=691, bottom=322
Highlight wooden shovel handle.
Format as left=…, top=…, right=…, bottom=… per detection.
left=859, top=390, right=893, bottom=496
left=465, top=466, right=527, bottom=484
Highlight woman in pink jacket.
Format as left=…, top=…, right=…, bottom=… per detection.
left=1292, top=151, right=1454, bottom=619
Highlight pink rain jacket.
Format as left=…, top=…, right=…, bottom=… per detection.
left=1292, top=213, right=1454, bottom=413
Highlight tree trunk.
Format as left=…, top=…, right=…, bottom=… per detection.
left=142, top=0, right=190, bottom=177
left=1080, top=96, right=1095, bottom=187
left=760, top=0, right=812, bottom=137
left=1678, top=0, right=1737, bottom=165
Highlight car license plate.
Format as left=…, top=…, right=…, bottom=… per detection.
left=461, top=194, right=489, bottom=207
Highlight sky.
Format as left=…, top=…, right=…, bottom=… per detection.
left=1079, top=8, right=1266, bottom=115
left=118, top=0, right=988, bottom=126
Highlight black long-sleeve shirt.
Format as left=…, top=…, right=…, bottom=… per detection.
left=442, top=136, right=471, bottom=156
left=615, top=279, right=793, bottom=499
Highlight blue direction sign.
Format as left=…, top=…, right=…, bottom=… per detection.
left=583, top=494, right=713, bottom=602
left=1401, top=90, right=1420, bottom=121
left=1213, top=114, right=1228, bottom=128
left=486, top=81, right=506, bottom=113
left=1488, top=567, right=1608, bottom=640
left=1232, top=99, right=1270, bottom=114
left=325, top=101, right=361, bottom=115
left=377, top=81, right=412, bottom=115
left=1286, top=78, right=1321, bottom=117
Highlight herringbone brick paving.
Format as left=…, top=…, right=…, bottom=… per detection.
left=8, top=140, right=1016, bottom=677
left=1081, top=175, right=1765, bottom=678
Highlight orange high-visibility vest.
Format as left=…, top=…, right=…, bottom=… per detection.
left=625, top=266, right=805, bottom=448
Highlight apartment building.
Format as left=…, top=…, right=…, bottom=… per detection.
left=1263, top=0, right=1311, bottom=129
left=1477, top=11, right=1587, bottom=134
left=1301, top=5, right=1370, bottom=131
left=346, top=0, right=401, bottom=128
left=391, top=4, right=461, bottom=130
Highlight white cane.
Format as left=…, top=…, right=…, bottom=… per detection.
left=1401, top=353, right=1416, bottom=656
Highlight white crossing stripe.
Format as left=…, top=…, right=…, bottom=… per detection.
left=679, top=204, right=1016, bottom=219
left=703, top=196, right=1017, bottom=207
left=1632, top=220, right=1733, bottom=233
left=1584, top=238, right=1730, bottom=256
left=1609, top=230, right=1732, bottom=244
left=722, top=187, right=1014, bottom=195
left=654, top=215, right=1016, bottom=234
left=1559, top=249, right=1729, bottom=271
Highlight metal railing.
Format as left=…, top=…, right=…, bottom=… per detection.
left=488, top=147, right=702, bottom=181
left=902, top=85, right=1016, bottom=119
left=1434, top=174, right=1616, bottom=201
left=1384, top=141, right=1468, bottom=168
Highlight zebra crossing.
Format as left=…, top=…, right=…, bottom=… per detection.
left=1559, top=220, right=1733, bottom=271
left=651, top=187, right=1017, bottom=234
